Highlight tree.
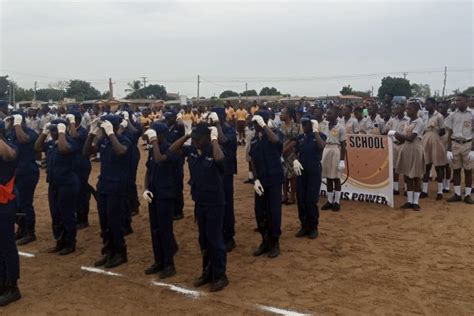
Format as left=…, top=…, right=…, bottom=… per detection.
left=410, top=83, right=431, bottom=98
left=65, top=80, right=101, bottom=101
left=125, top=80, right=143, bottom=93
left=340, top=85, right=353, bottom=95
left=241, top=89, right=258, bottom=97
left=0, top=75, right=9, bottom=99
left=125, top=84, right=168, bottom=100
left=48, top=80, right=68, bottom=91
left=377, top=77, right=412, bottom=99
left=219, top=90, right=239, bottom=98
left=259, top=87, right=281, bottom=96
left=35, top=88, right=65, bottom=101
left=15, top=87, right=34, bottom=102
left=462, top=86, right=474, bottom=95
left=100, top=91, right=110, bottom=99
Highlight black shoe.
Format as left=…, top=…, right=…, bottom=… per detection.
left=464, top=195, right=474, bottom=204
left=295, top=227, right=308, bottom=238
left=436, top=193, right=443, bottom=200
left=400, top=202, right=413, bottom=209
left=124, top=225, right=133, bottom=236
left=403, top=191, right=407, bottom=197
left=243, top=179, right=254, bottom=184
left=412, top=204, right=421, bottom=211
left=173, top=213, right=184, bottom=221
left=0, top=286, right=21, bottom=307
left=104, top=251, right=128, bottom=269
left=159, top=265, right=176, bottom=279
left=308, top=229, right=319, bottom=239
left=48, top=240, right=65, bottom=253
left=77, top=220, right=89, bottom=230
left=321, top=201, right=333, bottom=210
left=59, top=242, right=76, bottom=256
left=15, top=228, right=25, bottom=241
left=443, top=189, right=450, bottom=193
left=393, top=190, right=400, bottom=195
left=16, top=232, right=36, bottom=246
left=193, top=271, right=211, bottom=287
left=420, top=192, right=428, bottom=199
left=225, top=238, right=236, bottom=252
left=253, top=240, right=270, bottom=257
left=332, top=203, right=341, bottom=212
left=94, top=254, right=110, bottom=267
left=447, top=194, right=462, bottom=202
left=209, top=275, right=229, bottom=292
left=267, top=240, right=280, bottom=258
left=144, top=262, right=163, bottom=275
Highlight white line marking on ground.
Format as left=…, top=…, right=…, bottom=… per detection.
left=80, top=266, right=122, bottom=277
left=18, top=251, right=35, bottom=258
left=256, top=304, right=312, bottom=316
left=151, top=281, right=204, bottom=299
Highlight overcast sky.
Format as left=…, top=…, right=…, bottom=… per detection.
left=1, top=0, right=473, bottom=99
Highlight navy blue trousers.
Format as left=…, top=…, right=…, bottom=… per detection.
left=97, top=193, right=127, bottom=251
left=16, top=171, right=39, bottom=229
left=148, top=199, right=175, bottom=267
left=296, top=171, right=321, bottom=230
left=48, top=179, right=79, bottom=243
left=254, top=183, right=282, bottom=239
left=76, top=161, right=92, bottom=220
left=195, top=203, right=227, bottom=279
left=0, top=200, right=20, bottom=285
left=174, top=164, right=184, bottom=217
left=223, top=174, right=235, bottom=242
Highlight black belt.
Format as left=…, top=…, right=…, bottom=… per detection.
left=452, top=139, right=472, bottom=144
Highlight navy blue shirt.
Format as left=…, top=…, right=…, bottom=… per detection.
left=166, top=123, right=185, bottom=145
left=96, top=135, right=132, bottom=195
left=295, top=132, right=326, bottom=174
left=221, top=125, right=238, bottom=176
left=182, top=143, right=225, bottom=205
left=0, top=140, right=18, bottom=185
left=249, top=130, right=284, bottom=187
left=146, top=142, right=179, bottom=200
left=42, top=136, right=81, bottom=185
left=6, top=127, right=39, bottom=176
left=71, top=126, right=90, bottom=171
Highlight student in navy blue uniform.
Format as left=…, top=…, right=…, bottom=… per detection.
left=65, top=111, right=92, bottom=229
left=209, top=107, right=238, bottom=252
left=83, top=114, right=132, bottom=269
left=5, top=113, right=40, bottom=245
left=291, top=115, right=326, bottom=239
left=249, top=110, right=284, bottom=258
left=0, top=119, right=22, bottom=306
left=164, top=110, right=186, bottom=220
left=34, top=119, right=81, bottom=255
left=142, top=122, right=179, bottom=279
left=169, top=122, right=229, bottom=292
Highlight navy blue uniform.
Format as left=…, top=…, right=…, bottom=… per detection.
left=221, top=124, right=238, bottom=243
left=249, top=130, right=284, bottom=240
left=43, top=137, right=81, bottom=245
left=167, top=123, right=185, bottom=218
left=72, top=126, right=91, bottom=224
left=295, top=132, right=325, bottom=231
left=182, top=143, right=227, bottom=280
left=96, top=135, right=132, bottom=255
left=6, top=127, right=39, bottom=233
left=0, top=141, right=20, bottom=286
left=146, top=142, right=178, bottom=267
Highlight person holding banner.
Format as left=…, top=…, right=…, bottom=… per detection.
left=389, top=101, right=425, bottom=210
left=320, top=107, right=346, bottom=212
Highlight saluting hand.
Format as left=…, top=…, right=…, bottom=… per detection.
left=101, top=120, right=114, bottom=137
left=252, top=115, right=266, bottom=128
left=209, top=126, right=218, bottom=141
left=144, top=129, right=157, bottom=142
left=57, top=123, right=67, bottom=134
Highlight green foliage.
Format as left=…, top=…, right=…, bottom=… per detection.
left=410, top=83, right=431, bottom=98
left=35, top=88, right=64, bottom=101
left=125, top=84, right=168, bottom=100
left=241, top=89, right=258, bottom=97
left=0, top=75, right=9, bottom=98
left=100, top=91, right=110, bottom=99
left=219, top=90, right=239, bottom=98
left=259, top=87, right=281, bottom=96
left=65, top=80, right=101, bottom=101
left=125, top=80, right=143, bottom=93
left=340, top=85, right=353, bottom=95
left=377, top=77, right=412, bottom=99
left=15, top=87, right=34, bottom=101
left=462, top=86, right=474, bottom=95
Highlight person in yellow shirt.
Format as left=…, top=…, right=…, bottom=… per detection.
left=225, top=101, right=235, bottom=124
left=140, top=108, right=153, bottom=130
left=235, top=103, right=249, bottom=145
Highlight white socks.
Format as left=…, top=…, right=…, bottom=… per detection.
left=454, top=185, right=461, bottom=196
left=413, top=192, right=420, bottom=205
left=443, top=179, right=450, bottom=190
left=394, top=182, right=399, bottom=191
left=407, top=191, right=413, bottom=204
left=422, top=182, right=428, bottom=194
left=466, top=187, right=472, bottom=197
left=334, top=191, right=341, bottom=203
left=437, top=183, right=443, bottom=194
left=248, top=172, right=254, bottom=180
left=327, top=192, right=334, bottom=203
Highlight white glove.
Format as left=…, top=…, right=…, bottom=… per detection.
left=66, top=114, right=75, bottom=124
left=311, top=120, right=319, bottom=133
left=293, top=159, right=304, bottom=176
left=57, top=123, right=66, bottom=134
left=144, top=128, right=157, bottom=142
left=101, top=120, right=114, bottom=136
left=13, top=114, right=22, bottom=126
left=209, top=126, right=218, bottom=141
left=142, top=190, right=154, bottom=203
left=42, top=122, right=51, bottom=135
left=468, top=151, right=474, bottom=162
left=120, top=119, right=128, bottom=129
left=208, top=112, right=219, bottom=124
left=267, top=119, right=275, bottom=129
left=252, top=115, right=266, bottom=128
left=388, top=130, right=396, bottom=137
left=254, top=179, right=264, bottom=196
left=122, top=111, right=129, bottom=121
left=90, top=117, right=100, bottom=130
left=176, top=112, right=183, bottom=121
left=446, top=151, right=453, bottom=163
left=338, top=160, right=346, bottom=171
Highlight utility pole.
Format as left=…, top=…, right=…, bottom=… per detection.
left=109, top=77, right=114, bottom=100
left=245, top=82, right=248, bottom=100
left=442, top=66, right=447, bottom=99
left=403, top=72, right=407, bottom=80
left=12, top=83, right=15, bottom=108
left=141, top=76, right=147, bottom=88
left=33, top=81, right=37, bottom=101
left=197, top=75, right=200, bottom=100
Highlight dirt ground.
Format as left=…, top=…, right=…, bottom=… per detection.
left=3, top=146, right=474, bottom=315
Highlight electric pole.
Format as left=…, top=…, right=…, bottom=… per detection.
left=33, top=81, right=37, bottom=101
left=442, top=66, right=447, bottom=99
left=245, top=82, right=248, bottom=100
left=141, top=76, right=147, bottom=88
left=109, top=78, right=114, bottom=100
left=403, top=72, right=407, bottom=80
left=197, top=75, right=200, bottom=100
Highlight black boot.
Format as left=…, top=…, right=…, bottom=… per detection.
left=209, top=275, right=229, bottom=292
left=0, top=284, right=21, bottom=306
left=193, top=266, right=211, bottom=287
left=295, top=227, right=308, bottom=238
left=267, top=238, right=280, bottom=258
left=225, top=238, right=236, bottom=252
left=15, top=226, right=25, bottom=241
left=144, top=262, right=163, bottom=275
left=308, top=228, right=319, bottom=239
left=253, top=237, right=270, bottom=256
left=104, top=247, right=128, bottom=269
left=94, top=253, right=111, bottom=267
left=159, top=265, right=176, bottom=279
left=16, top=227, right=37, bottom=246
left=59, top=240, right=76, bottom=255
left=48, top=239, right=65, bottom=253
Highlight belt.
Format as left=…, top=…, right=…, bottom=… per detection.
left=0, top=177, right=15, bottom=204
left=452, top=139, right=472, bottom=144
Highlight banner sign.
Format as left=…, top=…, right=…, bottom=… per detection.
left=320, top=134, right=394, bottom=207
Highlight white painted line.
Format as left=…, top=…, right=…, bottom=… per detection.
left=81, top=266, right=122, bottom=277
left=256, top=304, right=312, bottom=316
left=18, top=251, right=35, bottom=258
left=151, top=281, right=204, bottom=299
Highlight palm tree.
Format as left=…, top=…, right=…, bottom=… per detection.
left=125, top=80, right=143, bottom=93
